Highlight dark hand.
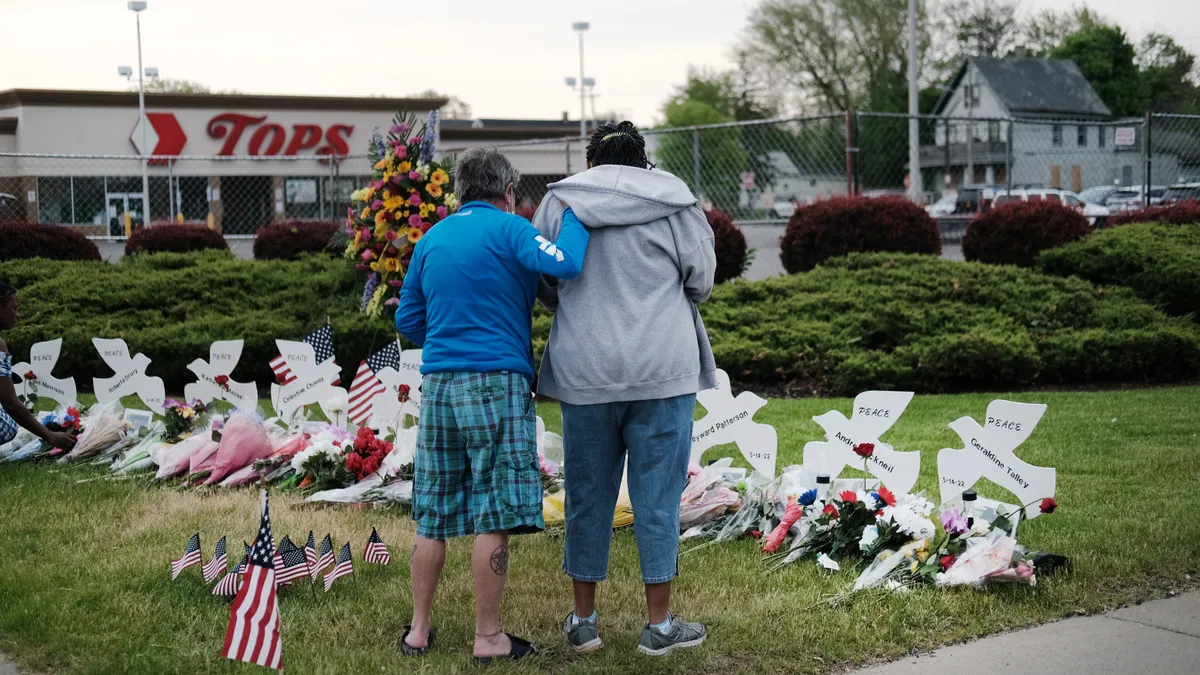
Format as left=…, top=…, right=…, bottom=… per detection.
left=44, top=431, right=77, bottom=450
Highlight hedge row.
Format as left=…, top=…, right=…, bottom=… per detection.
left=125, top=223, right=229, bottom=256
left=0, top=222, right=101, bottom=262
left=1040, top=222, right=1200, bottom=321
left=780, top=196, right=940, bottom=273
left=1109, top=201, right=1200, bottom=227
left=4, top=250, right=1197, bottom=397
left=964, top=201, right=1091, bottom=267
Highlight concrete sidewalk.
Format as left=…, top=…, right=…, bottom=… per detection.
left=855, top=591, right=1200, bottom=675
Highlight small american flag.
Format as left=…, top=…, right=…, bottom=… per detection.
left=304, top=531, right=318, bottom=576
left=348, top=342, right=402, bottom=425
left=323, top=542, right=354, bottom=592
left=171, top=533, right=202, bottom=580
left=202, top=536, right=228, bottom=583
left=270, top=324, right=340, bottom=386
left=214, top=543, right=251, bottom=596
left=312, top=533, right=334, bottom=580
left=238, top=541, right=251, bottom=573
left=275, top=537, right=311, bottom=586
left=363, top=527, right=391, bottom=565
left=222, top=490, right=282, bottom=670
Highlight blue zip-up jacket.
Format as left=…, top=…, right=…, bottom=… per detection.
left=394, top=201, right=589, bottom=379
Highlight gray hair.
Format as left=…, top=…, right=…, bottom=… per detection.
left=453, top=146, right=521, bottom=204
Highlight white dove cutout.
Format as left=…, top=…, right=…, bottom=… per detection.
left=937, top=400, right=1056, bottom=521
left=182, top=340, right=258, bottom=410
left=269, top=340, right=347, bottom=422
left=370, top=348, right=424, bottom=435
left=691, top=369, right=778, bottom=476
left=11, top=338, right=77, bottom=407
left=91, top=338, right=165, bottom=411
left=801, top=390, right=920, bottom=495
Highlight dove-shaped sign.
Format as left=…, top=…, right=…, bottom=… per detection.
left=269, top=340, right=347, bottom=422
left=11, top=338, right=77, bottom=407
left=370, top=348, right=424, bottom=435
left=801, top=390, right=920, bottom=495
left=937, top=400, right=1055, bottom=521
left=92, top=338, right=165, bottom=411
left=690, top=369, right=777, bottom=476
left=183, top=340, right=258, bottom=411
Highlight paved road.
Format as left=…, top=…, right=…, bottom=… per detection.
left=740, top=224, right=963, bottom=281
left=853, top=591, right=1200, bottom=675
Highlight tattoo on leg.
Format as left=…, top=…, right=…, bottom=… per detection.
left=489, top=545, right=509, bottom=576
left=410, top=544, right=417, bottom=561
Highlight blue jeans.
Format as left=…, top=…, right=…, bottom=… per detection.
left=561, top=394, right=696, bottom=584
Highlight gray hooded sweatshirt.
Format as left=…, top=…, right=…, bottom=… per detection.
left=531, top=164, right=718, bottom=406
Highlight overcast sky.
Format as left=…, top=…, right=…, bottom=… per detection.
left=1, top=0, right=1197, bottom=124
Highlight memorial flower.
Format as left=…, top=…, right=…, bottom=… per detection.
left=398, top=384, right=411, bottom=404
left=214, top=374, right=230, bottom=392
left=940, top=508, right=969, bottom=536
left=1040, top=497, right=1058, bottom=514
left=852, top=442, right=875, bottom=458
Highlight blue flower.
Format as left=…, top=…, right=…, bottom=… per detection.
left=870, top=491, right=882, bottom=507
left=798, top=489, right=818, bottom=506
left=419, top=110, right=439, bottom=164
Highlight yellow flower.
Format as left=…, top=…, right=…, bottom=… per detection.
left=370, top=261, right=381, bottom=272
left=430, top=168, right=449, bottom=185
left=910, top=560, right=919, bottom=573
left=427, top=183, right=444, bottom=198
left=373, top=156, right=391, bottom=171
left=384, top=257, right=402, bottom=272
left=397, top=161, right=412, bottom=174
left=365, top=186, right=376, bottom=201
left=374, top=221, right=390, bottom=240
left=383, top=195, right=405, bottom=212
left=360, top=206, right=371, bottom=220
left=350, top=187, right=370, bottom=202
left=408, top=229, right=423, bottom=244
left=180, top=408, right=195, bottom=419
left=445, top=193, right=459, bottom=210
left=374, top=210, right=389, bottom=228
left=352, top=229, right=363, bottom=246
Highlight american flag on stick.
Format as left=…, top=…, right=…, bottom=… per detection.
left=212, top=543, right=251, bottom=597
left=222, top=490, right=282, bottom=671
left=363, top=527, right=391, bottom=565
left=323, top=543, right=354, bottom=592
left=348, top=341, right=401, bottom=425
left=171, top=533, right=202, bottom=580
left=304, top=531, right=318, bottom=576
left=275, top=537, right=311, bottom=586
left=202, top=536, right=228, bottom=583
left=269, top=324, right=340, bottom=386
left=312, top=534, right=334, bottom=581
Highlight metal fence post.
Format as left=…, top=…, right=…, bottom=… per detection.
left=844, top=111, right=854, bottom=196
left=1006, top=121, right=1013, bottom=195
left=565, top=139, right=572, bottom=175
left=692, top=126, right=702, bottom=201
left=1143, top=112, right=1152, bottom=207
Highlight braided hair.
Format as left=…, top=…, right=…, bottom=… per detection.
left=586, top=121, right=654, bottom=170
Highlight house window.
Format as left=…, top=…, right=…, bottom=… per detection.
left=1122, top=165, right=1133, bottom=185
left=1077, top=126, right=1088, bottom=148
left=988, top=121, right=1000, bottom=142
left=1098, top=128, right=1106, bottom=148
left=1052, top=125, right=1063, bottom=147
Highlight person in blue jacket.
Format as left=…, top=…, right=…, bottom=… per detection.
left=394, top=146, right=589, bottom=662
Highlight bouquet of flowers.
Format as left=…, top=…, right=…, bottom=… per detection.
left=37, top=406, right=84, bottom=459
left=292, top=429, right=354, bottom=491
left=17, top=370, right=37, bottom=411
left=162, top=398, right=210, bottom=444
left=345, top=426, right=393, bottom=481
left=341, top=110, right=458, bottom=317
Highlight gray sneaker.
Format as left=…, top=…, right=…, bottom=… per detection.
left=563, top=612, right=603, bottom=653
left=638, top=613, right=706, bottom=656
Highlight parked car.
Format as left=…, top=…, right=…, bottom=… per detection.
left=1161, top=182, right=1200, bottom=204
left=1078, top=185, right=1120, bottom=207
left=772, top=198, right=799, bottom=219
left=926, top=192, right=957, bottom=217
left=1106, top=185, right=1168, bottom=212
left=993, top=188, right=1110, bottom=226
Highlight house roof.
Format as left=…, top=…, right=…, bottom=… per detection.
left=935, top=58, right=1112, bottom=118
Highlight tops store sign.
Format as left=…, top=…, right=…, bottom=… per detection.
left=127, top=112, right=355, bottom=157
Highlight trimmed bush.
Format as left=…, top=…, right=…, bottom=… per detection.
left=706, top=208, right=750, bottom=283
left=779, top=196, right=941, bottom=273
left=125, top=223, right=229, bottom=256
left=963, top=200, right=1091, bottom=267
left=1109, top=201, right=1200, bottom=227
left=4, top=251, right=1197, bottom=397
left=0, top=221, right=101, bottom=262
left=1040, top=222, right=1200, bottom=320
left=253, top=221, right=340, bottom=260
left=701, top=253, right=1200, bottom=394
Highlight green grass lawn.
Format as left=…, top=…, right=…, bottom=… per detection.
left=2, top=387, right=1198, bottom=674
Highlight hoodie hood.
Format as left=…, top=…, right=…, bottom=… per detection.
left=547, top=165, right=697, bottom=228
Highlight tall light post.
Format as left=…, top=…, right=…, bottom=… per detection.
left=572, top=22, right=589, bottom=165
left=906, top=0, right=923, bottom=203
left=129, top=1, right=149, bottom=220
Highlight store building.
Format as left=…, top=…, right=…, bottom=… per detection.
left=0, top=89, right=583, bottom=235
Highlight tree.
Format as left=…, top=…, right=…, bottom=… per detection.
left=658, top=69, right=748, bottom=212
left=408, top=89, right=473, bottom=120
left=1138, top=33, right=1200, bottom=113
left=1050, top=23, right=1143, bottom=117
left=139, top=78, right=211, bottom=94
left=931, top=0, right=1022, bottom=76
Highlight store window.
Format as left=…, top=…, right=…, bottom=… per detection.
left=285, top=176, right=324, bottom=220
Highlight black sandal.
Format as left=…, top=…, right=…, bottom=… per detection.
left=400, top=625, right=436, bottom=656
left=473, top=633, right=539, bottom=664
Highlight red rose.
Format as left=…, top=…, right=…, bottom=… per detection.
left=853, top=442, right=875, bottom=458
left=939, top=555, right=956, bottom=571
left=822, top=503, right=839, bottom=518
left=362, top=455, right=381, bottom=476
left=398, top=384, right=411, bottom=403
left=24, top=371, right=37, bottom=381
left=1040, top=497, right=1058, bottom=514
left=275, top=373, right=288, bottom=385
left=344, top=453, right=363, bottom=473
left=838, top=490, right=858, bottom=504
left=877, top=485, right=897, bottom=507
left=214, top=374, right=230, bottom=392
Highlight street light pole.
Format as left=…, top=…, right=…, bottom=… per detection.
left=573, top=22, right=589, bottom=166
left=906, top=0, right=923, bottom=203
left=130, top=1, right=149, bottom=222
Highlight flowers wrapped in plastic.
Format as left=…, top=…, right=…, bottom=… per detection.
left=679, top=458, right=742, bottom=531
left=66, top=401, right=129, bottom=461
left=155, top=433, right=217, bottom=480
left=204, top=410, right=271, bottom=484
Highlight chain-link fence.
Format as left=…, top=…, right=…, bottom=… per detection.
left=4, top=113, right=1198, bottom=245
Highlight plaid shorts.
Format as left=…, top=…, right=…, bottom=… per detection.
left=0, top=352, right=16, bottom=444
left=412, top=372, right=545, bottom=540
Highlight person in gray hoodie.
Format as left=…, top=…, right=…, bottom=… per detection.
left=531, top=121, right=717, bottom=657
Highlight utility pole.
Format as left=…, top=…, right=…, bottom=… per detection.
left=907, top=0, right=922, bottom=203
left=131, top=1, right=149, bottom=221
left=573, top=22, right=590, bottom=166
